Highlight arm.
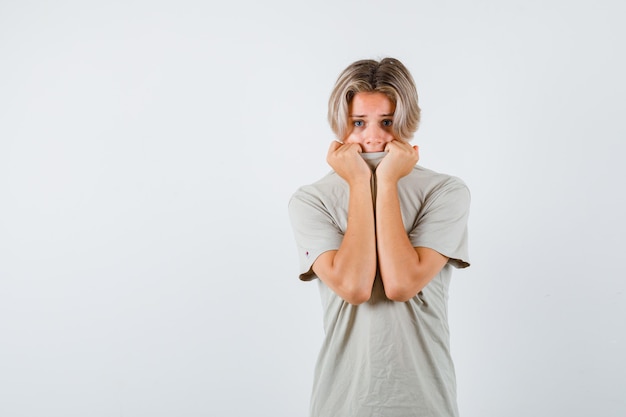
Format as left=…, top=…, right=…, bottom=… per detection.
left=311, top=141, right=377, bottom=305
left=375, top=141, right=449, bottom=302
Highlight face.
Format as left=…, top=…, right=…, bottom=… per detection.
left=344, top=92, right=397, bottom=153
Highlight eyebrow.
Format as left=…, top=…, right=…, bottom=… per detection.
left=350, top=113, right=395, bottom=118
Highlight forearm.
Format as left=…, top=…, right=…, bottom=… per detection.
left=375, top=179, right=428, bottom=301
left=314, top=178, right=376, bottom=304
left=333, top=180, right=377, bottom=301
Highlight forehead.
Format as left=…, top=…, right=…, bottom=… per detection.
left=349, top=92, right=395, bottom=114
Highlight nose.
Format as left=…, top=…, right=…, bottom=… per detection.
left=364, top=124, right=391, bottom=146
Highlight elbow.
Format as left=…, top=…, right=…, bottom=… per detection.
left=342, top=286, right=372, bottom=305
left=335, top=267, right=375, bottom=305
left=384, top=282, right=420, bottom=303
left=385, top=289, right=413, bottom=303
left=381, top=268, right=429, bottom=302
left=338, top=280, right=373, bottom=305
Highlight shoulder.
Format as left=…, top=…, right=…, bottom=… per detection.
left=401, top=165, right=470, bottom=202
left=413, top=165, right=468, bottom=188
left=289, top=171, right=346, bottom=206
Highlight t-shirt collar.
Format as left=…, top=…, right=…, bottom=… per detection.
left=360, top=151, right=388, bottom=171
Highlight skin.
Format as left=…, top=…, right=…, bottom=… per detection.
left=312, top=92, right=449, bottom=304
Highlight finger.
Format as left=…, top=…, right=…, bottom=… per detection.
left=327, top=141, right=343, bottom=159
left=328, top=140, right=342, bottom=152
left=396, top=140, right=413, bottom=150
left=350, top=143, right=363, bottom=154
left=327, top=141, right=342, bottom=163
left=338, top=142, right=361, bottom=154
left=396, top=140, right=416, bottom=154
left=386, top=140, right=406, bottom=153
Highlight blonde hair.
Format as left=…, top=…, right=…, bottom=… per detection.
left=328, top=57, right=420, bottom=141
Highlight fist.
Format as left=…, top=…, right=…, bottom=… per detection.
left=376, top=140, right=419, bottom=182
left=326, top=141, right=372, bottom=184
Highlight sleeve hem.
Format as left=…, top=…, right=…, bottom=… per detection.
left=413, top=243, right=470, bottom=269
left=296, top=246, right=340, bottom=281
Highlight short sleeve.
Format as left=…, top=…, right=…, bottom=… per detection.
left=409, top=178, right=471, bottom=269
left=288, top=188, right=345, bottom=281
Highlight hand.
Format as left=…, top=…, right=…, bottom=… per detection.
left=326, top=141, right=372, bottom=185
left=375, top=140, right=419, bottom=183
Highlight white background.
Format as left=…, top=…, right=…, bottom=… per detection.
left=1, top=1, right=625, bottom=416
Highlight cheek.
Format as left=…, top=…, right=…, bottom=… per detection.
left=384, top=129, right=398, bottom=140
left=342, top=127, right=358, bottom=142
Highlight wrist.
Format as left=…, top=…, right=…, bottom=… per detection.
left=344, top=168, right=372, bottom=184
left=347, top=174, right=372, bottom=189
left=374, top=174, right=399, bottom=186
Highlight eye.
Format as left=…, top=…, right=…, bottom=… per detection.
left=382, top=119, right=393, bottom=127
left=353, top=120, right=364, bottom=127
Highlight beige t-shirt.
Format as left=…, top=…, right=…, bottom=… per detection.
left=288, top=152, right=470, bottom=417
